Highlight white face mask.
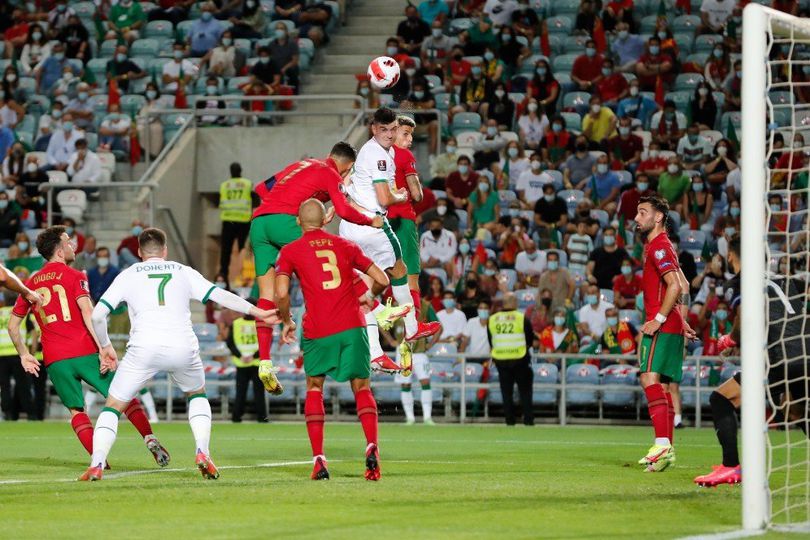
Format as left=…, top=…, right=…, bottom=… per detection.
left=667, top=164, right=679, bottom=174
left=629, top=86, right=639, bottom=96
left=794, top=140, right=803, bottom=149
left=530, top=160, right=541, bottom=171
left=437, top=205, right=447, bottom=216
left=527, top=102, right=538, bottom=112
left=596, top=163, right=608, bottom=174
left=717, top=146, right=728, bottom=157
left=27, top=163, right=37, bottom=173
left=591, top=104, right=601, bottom=114
left=649, top=149, right=659, bottom=158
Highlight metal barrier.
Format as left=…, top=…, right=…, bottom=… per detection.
left=40, top=181, right=157, bottom=228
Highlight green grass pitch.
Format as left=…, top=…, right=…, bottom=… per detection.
left=0, top=421, right=802, bottom=539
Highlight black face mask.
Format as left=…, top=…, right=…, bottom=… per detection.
left=576, top=143, right=587, bottom=152
left=431, top=229, right=442, bottom=238
left=541, top=298, right=552, bottom=308
left=466, top=281, right=477, bottom=289
left=453, top=53, right=463, bottom=60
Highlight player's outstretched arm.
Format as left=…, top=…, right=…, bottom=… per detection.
left=90, top=301, right=118, bottom=372
left=273, top=274, right=296, bottom=344
left=208, top=287, right=279, bottom=326
left=326, top=179, right=380, bottom=227
left=8, top=314, right=39, bottom=376
left=374, top=182, right=408, bottom=208
left=0, top=264, right=42, bottom=308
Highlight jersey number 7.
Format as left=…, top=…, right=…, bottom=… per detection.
left=148, top=273, right=173, bottom=305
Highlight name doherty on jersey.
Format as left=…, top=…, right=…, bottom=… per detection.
left=135, top=263, right=182, bottom=272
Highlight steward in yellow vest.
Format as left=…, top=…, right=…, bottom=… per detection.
left=226, top=315, right=268, bottom=423
left=218, top=162, right=255, bottom=283
left=0, top=306, right=35, bottom=419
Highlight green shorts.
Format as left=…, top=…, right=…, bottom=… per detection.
left=47, top=354, right=110, bottom=409
left=390, top=217, right=421, bottom=275
left=302, top=327, right=370, bottom=382
left=250, top=213, right=302, bottom=276
left=639, top=333, right=684, bottom=383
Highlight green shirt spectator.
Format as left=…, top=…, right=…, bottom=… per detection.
left=468, top=184, right=500, bottom=230
left=107, top=0, right=146, bottom=44
left=657, top=170, right=691, bottom=204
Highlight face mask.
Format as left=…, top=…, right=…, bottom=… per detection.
left=724, top=226, right=736, bottom=237
left=459, top=243, right=470, bottom=254
left=603, top=235, right=615, bottom=246
left=405, top=68, right=416, bottom=77
left=430, top=228, right=442, bottom=240
left=715, top=309, right=728, bottom=321
left=530, top=161, right=541, bottom=171
left=63, top=121, right=73, bottom=131
left=618, top=30, right=628, bottom=40
left=359, top=87, right=369, bottom=96
left=602, top=67, right=611, bottom=77
left=97, top=257, right=109, bottom=268
left=730, top=207, right=740, bottom=217
left=471, top=66, right=482, bottom=76
left=458, top=164, right=469, bottom=174
left=697, top=87, right=709, bottom=97
left=770, top=203, right=781, bottom=212
left=508, top=209, right=519, bottom=217
left=201, top=12, right=213, bottom=21
left=507, top=147, right=518, bottom=158
left=27, top=163, right=37, bottom=173
left=206, top=85, right=217, bottom=95
left=714, top=48, right=723, bottom=58
left=222, top=37, right=232, bottom=46
left=18, top=242, right=28, bottom=251
left=54, top=52, right=65, bottom=60
left=618, top=126, right=630, bottom=136
left=146, top=89, right=158, bottom=101
left=495, top=89, right=505, bottom=99
left=259, top=56, right=270, bottom=64
left=413, top=90, right=424, bottom=99
left=620, top=265, right=632, bottom=276
left=544, top=193, right=554, bottom=202
left=649, top=46, right=660, bottom=55
left=274, top=29, right=287, bottom=40
left=466, top=280, right=477, bottom=289
left=688, top=134, right=698, bottom=144
left=484, top=51, right=495, bottom=62
left=502, top=34, right=512, bottom=42
left=576, top=143, right=588, bottom=152
left=585, top=47, right=596, bottom=57
left=432, top=28, right=442, bottom=38
left=132, top=226, right=143, bottom=236
left=716, top=145, right=728, bottom=157
left=794, top=141, right=803, bottom=149
left=552, top=123, right=562, bottom=133
left=541, top=298, right=552, bottom=308
left=547, top=260, right=559, bottom=271
left=667, top=164, right=679, bottom=174
left=487, top=126, right=497, bottom=136
left=527, top=102, right=538, bottom=113
left=554, top=316, right=566, bottom=326
left=591, top=104, right=601, bottom=114
left=649, top=150, right=659, bottom=158
left=5, top=74, right=16, bottom=83
left=477, top=309, right=489, bottom=320
left=174, top=50, right=184, bottom=60
left=736, top=71, right=742, bottom=78
left=536, top=67, right=546, bottom=76
left=527, top=252, right=538, bottom=260
left=484, top=269, right=496, bottom=276
left=215, top=281, right=226, bottom=289
left=0, top=200, right=7, bottom=210
left=78, top=91, right=89, bottom=101
left=658, top=31, right=667, bottom=41
left=692, top=183, right=704, bottom=192
left=32, top=31, right=42, bottom=41
left=596, top=163, right=608, bottom=174
left=446, top=145, right=456, bottom=154
left=478, top=181, right=489, bottom=192
left=607, top=316, right=618, bottom=327
left=630, top=86, right=639, bottom=96
left=586, top=294, right=598, bottom=305
left=637, top=182, right=648, bottom=191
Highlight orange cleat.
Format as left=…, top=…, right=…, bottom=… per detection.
left=311, top=455, right=330, bottom=480
left=196, top=451, right=220, bottom=480
left=371, top=354, right=402, bottom=374
left=694, top=465, right=741, bottom=487
left=405, top=321, right=441, bottom=342
left=78, top=465, right=103, bottom=482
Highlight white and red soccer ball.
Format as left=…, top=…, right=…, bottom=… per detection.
left=367, top=56, right=400, bottom=89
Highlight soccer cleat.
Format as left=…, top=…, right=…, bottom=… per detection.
left=375, top=298, right=412, bottom=331
left=694, top=465, right=742, bottom=487
left=78, top=465, right=103, bottom=482
left=146, top=436, right=171, bottom=468
left=397, top=341, right=413, bottom=377
left=423, top=418, right=436, bottom=426
left=364, top=443, right=381, bottom=481
left=196, top=451, right=220, bottom=480
left=258, top=360, right=284, bottom=395
left=638, top=444, right=673, bottom=466
left=311, top=455, right=330, bottom=480
left=405, top=321, right=442, bottom=342
left=371, top=354, right=403, bottom=374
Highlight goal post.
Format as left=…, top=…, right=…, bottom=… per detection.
left=741, top=3, right=810, bottom=532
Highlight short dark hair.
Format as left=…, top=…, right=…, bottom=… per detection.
left=330, top=141, right=357, bottom=162
left=372, top=107, right=397, bottom=125
left=75, top=138, right=87, bottom=149
left=457, top=155, right=471, bottom=164
left=139, top=227, right=167, bottom=254
left=258, top=46, right=270, bottom=56
left=729, top=237, right=741, bottom=259
left=36, top=226, right=67, bottom=261
left=547, top=250, right=559, bottom=260
left=638, top=194, right=670, bottom=219
left=230, top=162, right=241, bottom=177
left=62, top=217, right=76, bottom=227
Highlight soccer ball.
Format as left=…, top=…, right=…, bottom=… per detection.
left=367, top=56, right=400, bottom=89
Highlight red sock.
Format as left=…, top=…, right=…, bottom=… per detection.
left=71, top=412, right=94, bottom=454
left=665, top=391, right=675, bottom=444
left=644, top=384, right=669, bottom=441
left=354, top=388, right=378, bottom=446
left=124, top=399, right=153, bottom=438
left=305, top=390, right=325, bottom=456
left=410, top=289, right=421, bottom=318
left=256, top=298, right=276, bottom=360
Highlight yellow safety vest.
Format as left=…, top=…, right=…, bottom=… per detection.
left=0, top=306, right=25, bottom=357
left=231, top=318, right=260, bottom=368
left=219, top=177, right=253, bottom=223
left=488, top=310, right=527, bottom=360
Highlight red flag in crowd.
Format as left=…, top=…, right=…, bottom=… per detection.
left=107, top=78, right=120, bottom=111
left=540, top=21, right=551, bottom=57
left=129, top=112, right=141, bottom=165
left=655, top=75, right=665, bottom=107
left=593, top=19, right=607, bottom=54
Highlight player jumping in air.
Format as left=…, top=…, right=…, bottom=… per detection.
left=249, top=142, right=408, bottom=392
left=7, top=226, right=170, bottom=468
left=634, top=195, right=696, bottom=472
left=78, top=228, right=278, bottom=481
left=339, top=107, right=441, bottom=372
left=275, top=199, right=388, bottom=481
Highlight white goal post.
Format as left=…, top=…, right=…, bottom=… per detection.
left=741, top=3, right=810, bottom=533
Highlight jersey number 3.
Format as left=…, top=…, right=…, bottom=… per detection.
left=315, top=250, right=341, bottom=290
left=148, top=273, right=173, bottom=305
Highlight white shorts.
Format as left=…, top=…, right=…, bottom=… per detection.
left=339, top=217, right=400, bottom=270
left=108, top=345, right=205, bottom=402
left=394, top=353, right=430, bottom=384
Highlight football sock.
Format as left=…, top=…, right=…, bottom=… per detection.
left=71, top=412, right=94, bottom=455
left=90, top=407, right=120, bottom=468
left=665, top=391, right=675, bottom=444
left=188, top=394, right=212, bottom=456
left=138, top=388, right=159, bottom=420
left=84, top=390, right=97, bottom=415
left=674, top=413, right=682, bottom=426
left=644, top=384, right=670, bottom=444
left=392, top=284, right=417, bottom=336
left=371, top=302, right=385, bottom=316
left=400, top=387, right=415, bottom=422
left=305, top=390, right=325, bottom=457
left=420, top=383, right=433, bottom=421
left=364, top=311, right=384, bottom=359
left=410, top=289, right=421, bottom=318
left=355, top=388, right=378, bottom=445
left=710, top=391, right=740, bottom=467
left=124, top=399, right=153, bottom=438
left=256, top=298, right=275, bottom=360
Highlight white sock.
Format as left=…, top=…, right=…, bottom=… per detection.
left=392, top=284, right=417, bottom=336
left=401, top=388, right=415, bottom=421
left=371, top=302, right=385, bottom=315
left=139, top=390, right=159, bottom=421
left=365, top=312, right=384, bottom=359
left=674, top=414, right=682, bottom=426
left=188, top=395, right=212, bottom=455
left=84, top=391, right=97, bottom=415
left=655, top=437, right=671, bottom=446
left=420, top=387, right=433, bottom=420
left=90, top=409, right=119, bottom=468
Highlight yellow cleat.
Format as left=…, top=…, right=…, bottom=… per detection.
left=375, top=298, right=412, bottom=331
left=398, top=341, right=413, bottom=377
left=258, top=360, right=284, bottom=395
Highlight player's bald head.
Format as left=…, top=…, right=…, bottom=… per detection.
left=298, top=199, right=325, bottom=229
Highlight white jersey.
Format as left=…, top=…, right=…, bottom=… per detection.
left=346, top=136, right=395, bottom=215
left=99, top=258, right=216, bottom=350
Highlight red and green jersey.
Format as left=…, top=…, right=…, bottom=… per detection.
left=12, top=262, right=98, bottom=365
left=253, top=157, right=373, bottom=226
left=275, top=229, right=373, bottom=340
left=642, top=231, right=685, bottom=335
left=386, top=145, right=418, bottom=221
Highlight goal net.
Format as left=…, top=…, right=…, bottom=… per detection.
left=742, top=3, right=810, bottom=532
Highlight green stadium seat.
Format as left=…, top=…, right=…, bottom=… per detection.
left=87, top=58, right=109, bottom=81
left=552, top=53, right=579, bottom=74
left=694, top=34, right=724, bottom=53
left=121, top=94, right=146, bottom=116
left=451, top=112, right=481, bottom=135
left=131, top=38, right=160, bottom=57
left=100, top=39, right=118, bottom=58
left=561, top=111, right=582, bottom=132
left=546, top=16, right=573, bottom=36
left=672, top=15, right=701, bottom=33
left=72, top=1, right=96, bottom=18
left=562, top=91, right=591, bottom=110
left=665, top=90, right=692, bottom=113
left=176, top=20, right=194, bottom=41
left=674, top=73, right=704, bottom=91
left=145, top=20, right=175, bottom=40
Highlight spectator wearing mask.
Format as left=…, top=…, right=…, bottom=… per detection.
left=676, top=123, right=712, bottom=171
left=517, top=98, right=549, bottom=152
left=195, top=76, right=227, bottom=125
left=497, top=26, right=530, bottom=75
left=576, top=284, right=615, bottom=340
left=61, top=217, right=85, bottom=252
left=0, top=192, right=21, bottom=247
left=607, top=116, right=643, bottom=172
left=617, top=173, right=653, bottom=224
left=600, top=307, right=637, bottom=356
left=421, top=18, right=456, bottom=65
left=722, top=59, right=743, bottom=112
left=203, top=30, right=239, bottom=79
left=616, top=79, right=659, bottom=129
left=467, top=178, right=500, bottom=234
left=635, top=37, right=674, bottom=91
left=429, top=138, right=458, bottom=185
left=583, top=155, right=621, bottom=214
left=65, top=83, right=95, bottom=132
left=48, top=1, right=75, bottom=36
left=685, top=177, right=714, bottom=229
left=45, top=113, right=84, bottom=171
left=188, top=2, right=224, bottom=55
left=525, top=288, right=553, bottom=338
left=18, top=154, right=48, bottom=199
left=497, top=216, right=530, bottom=268
left=562, top=135, right=597, bottom=188
left=636, top=142, right=668, bottom=181
left=397, top=5, right=431, bottom=55
left=612, top=258, right=642, bottom=309
left=516, top=153, right=553, bottom=207
left=449, top=238, right=474, bottom=285
left=58, top=14, right=91, bottom=63
left=611, top=21, right=645, bottom=72
left=87, top=247, right=120, bottom=303
left=539, top=307, right=579, bottom=356
left=496, top=141, right=530, bottom=190
left=6, top=232, right=32, bottom=259
left=421, top=197, right=459, bottom=233
left=586, top=226, right=628, bottom=289
left=533, top=183, right=568, bottom=244
left=445, top=155, right=479, bottom=209
left=595, top=58, right=629, bottom=109
left=67, top=138, right=102, bottom=184
left=436, top=290, right=467, bottom=343
left=2, top=142, right=25, bottom=186
left=138, top=83, right=164, bottom=159
left=690, top=82, right=718, bottom=131
left=657, top=156, right=691, bottom=217
left=20, top=24, right=51, bottom=76
left=106, top=0, right=146, bottom=44
left=459, top=300, right=492, bottom=361
left=525, top=59, right=560, bottom=112
left=537, top=251, right=576, bottom=311
left=269, top=23, right=300, bottom=91
left=447, top=45, right=472, bottom=86
left=454, top=59, right=493, bottom=116
left=541, top=115, right=574, bottom=169
left=483, top=82, right=514, bottom=130
left=98, top=104, right=132, bottom=153
left=117, top=220, right=145, bottom=267
left=250, top=46, right=282, bottom=88
left=514, top=239, right=546, bottom=288
left=34, top=42, right=74, bottom=95
left=567, top=219, right=594, bottom=277
left=162, top=42, right=197, bottom=92
left=650, top=99, right=686, bottom=150
left=106, top=44, right=146, bottom=93
left=571, top=39, right=604, bottom=92
left=4, top=8, right=30, bottom=58
left=704, top=138, right=738, bottom=197
left=582, top=95, right=617, bottom=150
left=420, top=216, right=457, bottom=278
left=481, top=45, right=506, bottom=84
left=705, top=43, right=731, bottom=91
left=575, top=0, right=599, bottom=35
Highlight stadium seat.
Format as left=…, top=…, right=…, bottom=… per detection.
left=720, top=362, right=740, bottom=383
left=562, top=35, right=588, bottom=54
left=546, top=248, right=568, bottom=267
left=674, top=73, right=704, bottom=91
left=558, top=189, right=584, bottom=215
left=590, top=209, right=609, bottom=227
left=193, top=323, right=219, bottom=343
left=47, top=170, right=68, bottom=184
left=679, top=229, right=706, bottom=251
left=553, top=0, right=581, bottom=16
left=56, top=190, right=88, bottom=224
left=452, top=362, right=484, bottom=403
left=665, top=90, right=692, bottom=113
left=176, top=20, right=194, bottom=40
left=499, top=269, right=517, bottom=290
left=618, top=309, right=641, bottom=327
left=72, top=1, right=96, bottom=17
left=694, top=34, right=724, bottom=53
left=100, top=39, right=118, bottom=58
left=456, top=209, right=468, bottom=230
left=599, top=288, right=614, bottom=304
left=533, top=363, right=559, bottom=406
left=145, top=20, right=174, bottom=40
left=614, top=170, right=633, bottom=186
left=672, top=14, right=701, bottom=33
left=601, top=365, right=637, bottom=407
left=434, top=92, right=452, bottom=111
left=672, top=33, right=695, bottom=56
left=456, top=131, right=483, bottom=147
left=515, top=288, right=538, bottom=309
left=565, top=364, right=599, bottom=406
left=545, top=16, right=573, bottom=35
left=552, top=53, right=579, bottom=74
left=452, top=113, right=482, bottom=136
left=449, top=18, right=473, bottom=34
left=560, top=112, right=582, bottom=132
left=424, top=74, right=441, bottom=92
left=498, top=189, right=517, bottom=205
